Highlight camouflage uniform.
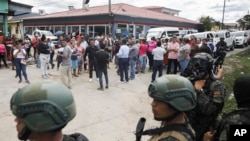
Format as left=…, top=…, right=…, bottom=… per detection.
left=182, top=53, right=226, bottom=141
left=214, top=108, right=250, bottom=141
left=148, top=123, right=195, bottom=141
left=188, top=77, right=225, bottom=141
left=145, top=75, right=197, bottom=141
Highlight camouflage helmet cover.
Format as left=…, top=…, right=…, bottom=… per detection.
left=10, top=81, right=76, bottom=132
left=148, top=75, right=196, bottom=112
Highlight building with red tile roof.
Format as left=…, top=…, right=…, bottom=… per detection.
left=22, top=3, right=200, bottom=38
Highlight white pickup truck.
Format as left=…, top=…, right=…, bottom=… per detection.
left=27, top=29, right=58, bottom=45
left=213, top=31, right=235, bottom=51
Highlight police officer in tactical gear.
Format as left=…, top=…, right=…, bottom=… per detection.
left=184, top=52, right=226, bottom=141
left=10, top=80, right=89, bottom=141
left=204, top=75, right=250, bottom=141
left=136, top=75, right=196, bottom=141
left=215, top=37, right=227, bottom=58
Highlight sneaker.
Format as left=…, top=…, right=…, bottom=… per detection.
left=89, top=78, right=93, bottom=82
left=97, top=87, right=104, bottom=91
left=105, top=85, right=109, bottom=89
left=25, top=80, right=30, bottom=84
left=42, top=75, right=47, bottom=79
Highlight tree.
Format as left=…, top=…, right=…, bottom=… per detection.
left=243, top=14, right=250, bottom=30
left=199, top=16, right=215, bottom=31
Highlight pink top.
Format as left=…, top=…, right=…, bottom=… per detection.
left=147, top=41, right=156, bottom=53
left=0, top=44, right=5, bottom=53
left=139, top=43, right=148, bottom=56
left=167, top=42, right=180, bottom=59
left=76, top=45, right=83, bottom=56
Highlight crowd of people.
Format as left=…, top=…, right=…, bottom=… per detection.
left=1, top=31, right=249, bottom=141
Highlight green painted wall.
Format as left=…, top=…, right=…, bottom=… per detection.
left=0, top=0, right=8, bottom=14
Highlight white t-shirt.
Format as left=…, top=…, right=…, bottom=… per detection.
left=13, top=49, right=26, bottom=58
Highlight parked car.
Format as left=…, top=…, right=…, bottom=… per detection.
left=146, top=27, right=179, bottom=41
left=213, top=31, right=235, bottom=51
left=231, top=31, right=248, bottom=48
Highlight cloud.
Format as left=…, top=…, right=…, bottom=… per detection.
left=12, top=0, right=248, bottom=23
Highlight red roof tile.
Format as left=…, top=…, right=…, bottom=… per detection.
left=23, top=3, right=197, bottom=24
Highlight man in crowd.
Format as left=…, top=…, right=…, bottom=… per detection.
left=167, top=36, right=180, bottom=74
left=128, top=39, right=139, bottom=80
left=116, top=38, right=129, bottom=83
left=151, top=41, right=166, bottom=82
left=94, top=42, right=109, bottom=90
left=10, top=80, right=89, bottom=141
left=58, top=37, right=72, bottom=89
left=84, top=38, right=99, bottom=82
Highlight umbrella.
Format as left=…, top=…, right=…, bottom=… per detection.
left=55, top=31, right=64, bottom=36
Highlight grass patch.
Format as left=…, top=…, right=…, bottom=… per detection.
left=220, top=53, right=250, bottom=114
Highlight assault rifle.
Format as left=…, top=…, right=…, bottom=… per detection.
left=213, top=48, right=226, bottom=75
left=135, top=117, right=146, bottom=141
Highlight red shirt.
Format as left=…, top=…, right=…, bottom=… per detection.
left=139, top=43, right=148, bottom=56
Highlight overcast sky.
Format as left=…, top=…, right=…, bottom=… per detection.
left=13, top=0, right=250, bottom=23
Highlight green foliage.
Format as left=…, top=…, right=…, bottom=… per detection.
left=199, top=16, right=214, bottom=31
left=243, top=14, right=250, bottom=30
left=199, top=16, right=221, bottom=31
left=221, top=53, right=250, bottom=114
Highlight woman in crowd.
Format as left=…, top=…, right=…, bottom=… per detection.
left=13, top=40, right=30, bottom=83
left=38, top=34, right=51, bottom=79
left=70, top=39, right=79, bottom=77
left=0, top=41, right=8, bottom=68
left=76, top=40, right=84, bottom=75
left=177, top=38, right=191, bottom=74
left=47, top=38, right=55, bottom=69
left=138, top=38, right=148, bottom=73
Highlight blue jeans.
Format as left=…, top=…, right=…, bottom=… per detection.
left=36, top=54, right=41, bottom=68
left=15, top=58, right=28, bottom=81
left=179, top=58, right=189, bottom=73
left=152, top=60, right=163, bottom=82
left=119, top=58, right=129, bottom=82
left=97, top=68, right=108, bottom=88
left=139, top=55, right=147, bottom=72
left=129, top=57, right=137, bottom=79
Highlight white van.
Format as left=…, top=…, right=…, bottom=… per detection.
left=186, top=31, right=215, bottom=40
left=179, top=29, right=198, bottom=38
left=27, top=29, right=58, bottom=45
left=146, top=27, right=179, bottom=41
left=213, top=31, right=235, bottom=51
left=231, top=31, right=248, bottom=47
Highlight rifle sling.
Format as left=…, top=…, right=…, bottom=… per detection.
left=142, top=124, right=195, bottom=140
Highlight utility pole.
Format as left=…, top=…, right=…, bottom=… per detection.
left=221, top=0, right=226, bottom=30
left=109, top=0, right=112, bottom=36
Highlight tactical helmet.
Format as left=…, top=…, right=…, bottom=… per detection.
left=10, top=81, right=76, bottom=133
left=190, top=52, right=214, bottom=70
left=148, top=75, right=196, bottom=112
